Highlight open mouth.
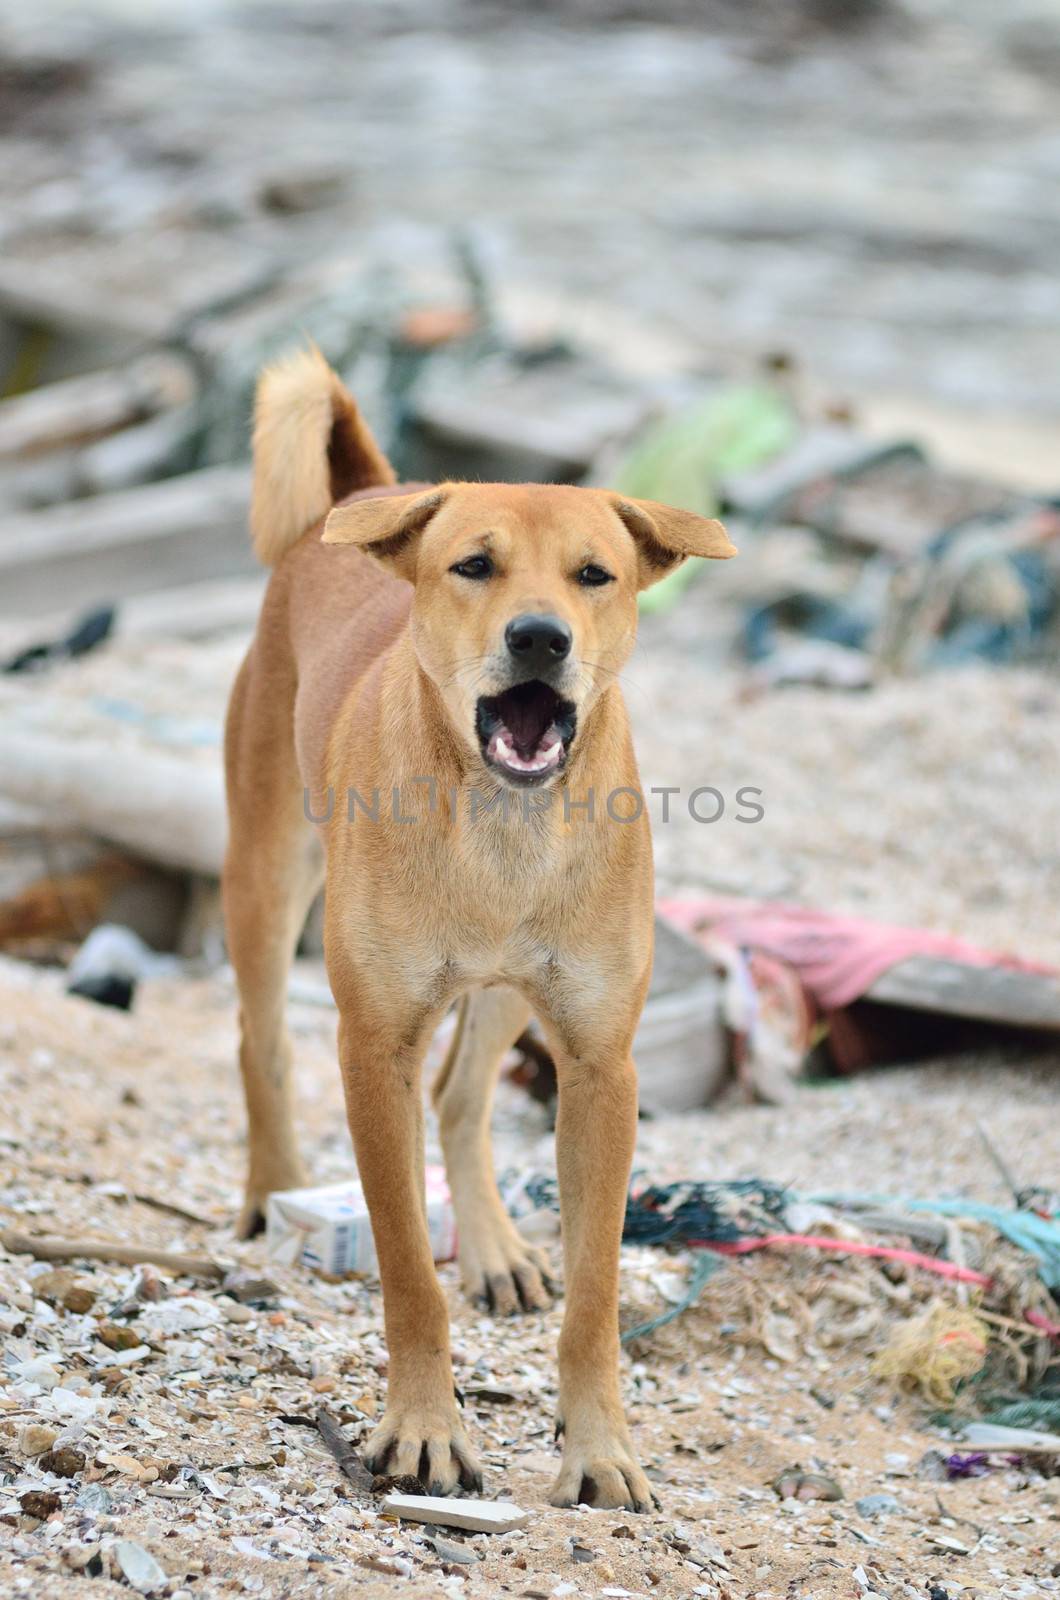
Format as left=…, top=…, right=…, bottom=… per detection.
left=476, top=680, right=577, bottom=785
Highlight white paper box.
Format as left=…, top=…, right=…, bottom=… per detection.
left=265, top=1167, right=456, bottom=1275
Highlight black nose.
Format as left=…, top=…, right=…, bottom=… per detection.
left=505, top=613, right=572, bottom=672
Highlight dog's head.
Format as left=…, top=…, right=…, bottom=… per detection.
left=323, top=483, right=735, bottom=787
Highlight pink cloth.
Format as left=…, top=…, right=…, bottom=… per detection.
left=658, top=896, right=1056, bottom=1012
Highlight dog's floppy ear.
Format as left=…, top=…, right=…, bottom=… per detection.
left=322, top=489, right=447, bottom=583
left=610, top=495, right=736, bottom=589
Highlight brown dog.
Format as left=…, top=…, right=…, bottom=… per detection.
left=223, top=347, right=734, bottom=1510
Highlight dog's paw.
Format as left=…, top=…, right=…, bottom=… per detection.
left=460, top=1219, right=555, bottom=1315
left=549, top=1429, right=657, bottom=1512
left=364, top=1405, right=482, bottom=1496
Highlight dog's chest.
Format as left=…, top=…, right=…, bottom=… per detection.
left=415, top=807, right=580, bottom=987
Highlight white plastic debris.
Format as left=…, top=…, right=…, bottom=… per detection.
left=265, top=1167, right=456, bottom=1274
left=68, top=925, right=180, bottom=986
left=382, top=1493, right=530, bottom=1533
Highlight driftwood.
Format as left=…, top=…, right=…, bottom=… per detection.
left=0, top=1229, right=225, bottom=1280
left=314, top=1407, right=376, bottom=1494
left=0, top=465, right=252, bottom=618
left=0, top=355, right=195, bottom=463
left=0, top=734, right=225, bottom=876
left=868, top=956, right=1060, bottom=1032
left=0, top=576, right=266, bottom=664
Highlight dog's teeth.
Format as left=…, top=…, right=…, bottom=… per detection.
left=488, top=723, right=564, bottom=776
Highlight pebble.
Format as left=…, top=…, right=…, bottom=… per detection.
left=219, top=1297, right=254, bottom=1324
left=63, top=1285, right=98, bottom=1314
left=222, top=1270, right=280, bottom=1305
left=856, top=1493, right=901, bottom=1519
left=98, top=1322, right=143, bottom=1352
left=40, top=1445, right=86, bottom=1478
left=19, top=1489, right=61, bottom=1519
left=18, top=1423, right=58, bottom=1456
left=75, top=1485, right=113, bottom=1515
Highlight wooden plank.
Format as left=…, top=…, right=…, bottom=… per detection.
left=0, top=466, right=253, bottom=617
left=0, top=733, right=225, bottom=876
left=0, top=244, right=277, bottom=345
left=0, top=576, right=265, bottom=661
left=868, top=955, right=1060, bottom=1032
left=0, top=355, right=194, bottom=462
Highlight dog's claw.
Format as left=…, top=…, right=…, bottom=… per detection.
left=463, top=1228, right=555, bottom=1316
left=235, top=1203, right=266, bottom=1241
left=237, top=1161, right=308, bottom=1242
left=549, top=1435, right=655, bottom=1513
left=364, top=1407, right=482, bottom=1497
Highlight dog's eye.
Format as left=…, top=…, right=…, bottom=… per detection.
left=576, top=563, right=614, bottom=587
left=450, top=555, right=493, bottom=580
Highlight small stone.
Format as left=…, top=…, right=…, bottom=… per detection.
left=41, top=1446, right=86, bottom=1478
left=63, top=1285, right=97, bottom=1314
left=20, top=1489, right=61, bottom=1519
left=19, top=1423, right=58, bottom=1457
left=221, top=1270, right=280, bottom=1305
left=76, top=1484, right=113, bottom=1514
left=114, top=1539, right=167, bottom=1595
left=856, top=1493, right=901, bottom=1519
left=219, top=1298, right=253, bottom=1324
left=915, top=1449, right=949, bottom=1481
left=310, top=1374, right=336, bottom=1393
left=98, top=1322, right=142, bottom=1351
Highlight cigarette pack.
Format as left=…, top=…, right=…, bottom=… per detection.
left=265, top=1166, right=456, bottom=1275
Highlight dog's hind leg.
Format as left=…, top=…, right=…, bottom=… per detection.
left=223, top=652, right=324, bottom=1239
left=432, top=985, right=554, bottom=1314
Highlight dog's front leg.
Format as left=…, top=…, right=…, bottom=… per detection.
left=335, top=1001, right=482, bottom=1495
left=543, top=1019, right=656, bottom=1512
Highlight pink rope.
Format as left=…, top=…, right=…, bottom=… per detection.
left=1025, top=1307, right=1060, bottom=1340
left=692, top=1231, right=993, bottom=1287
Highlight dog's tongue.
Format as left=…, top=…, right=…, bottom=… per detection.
left=503, top=685, right=555, bottom=757
left=486, top=681, right=564, bottom=775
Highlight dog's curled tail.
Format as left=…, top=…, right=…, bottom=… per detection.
left=249, top=345, right=395, bottom=566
